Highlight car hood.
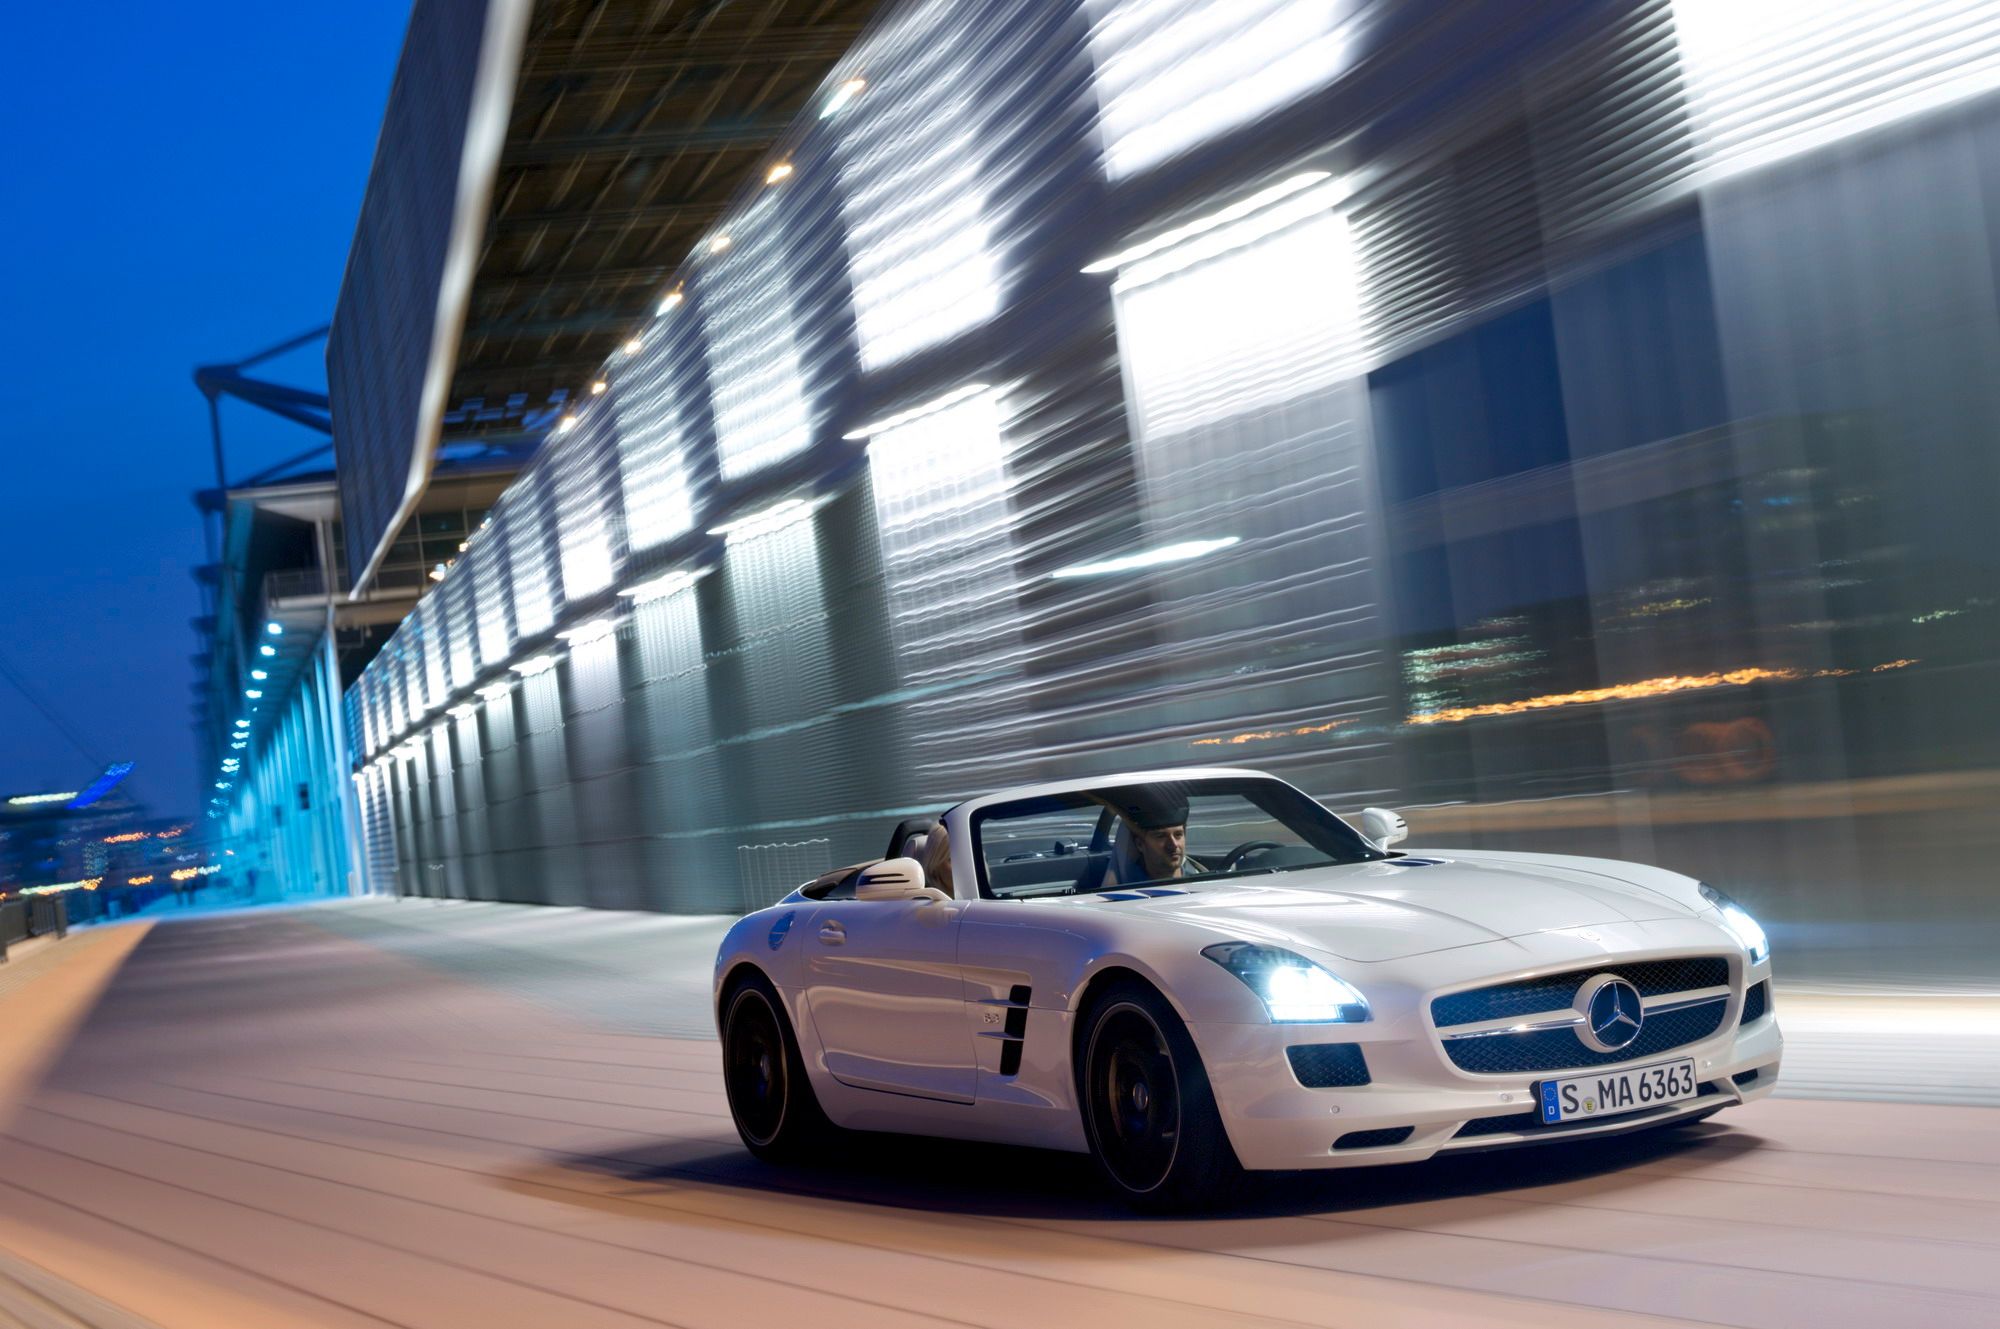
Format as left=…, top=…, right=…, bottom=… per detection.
left=1070, top=853, right=1700, bottom=962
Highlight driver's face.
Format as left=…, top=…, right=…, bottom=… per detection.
left=1133, top=823, right=1186, bottom=879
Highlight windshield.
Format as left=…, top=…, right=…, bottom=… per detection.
left=969, top=777, right=1387, bottom=899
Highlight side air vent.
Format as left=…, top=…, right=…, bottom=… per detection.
left=1334, top=1126, right=1414, bottom=1150
left=987, top=984, right=1031, bottom=1076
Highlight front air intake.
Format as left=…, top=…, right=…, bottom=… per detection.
left=1286, top=1043, right=1370, bottom=1088
left=1334, top=1126, right=1413, bottom=1150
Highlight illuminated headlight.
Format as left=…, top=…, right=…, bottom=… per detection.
left=1201, top=942, right=1369, bottom=1023
left=1699, top=882, right=1770, bottom=964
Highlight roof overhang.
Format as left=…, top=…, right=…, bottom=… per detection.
left=328, top=0, right=885, bottom=595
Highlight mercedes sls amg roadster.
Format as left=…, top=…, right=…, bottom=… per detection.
left=714, top=767, right=1780, bottom=1207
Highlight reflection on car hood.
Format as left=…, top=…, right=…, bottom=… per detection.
left=1069, top=854, right=1698, bottom=962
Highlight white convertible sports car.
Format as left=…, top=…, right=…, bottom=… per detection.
left=713, top=767, right=1781, bottom=1207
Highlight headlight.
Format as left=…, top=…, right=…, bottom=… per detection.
left=1699, top=882, right=1770, bottom=964
left=1201, top=942, right=1370, bottom=1023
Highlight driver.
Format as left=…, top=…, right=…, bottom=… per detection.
left=1104, top=782, right=1203, bottom=886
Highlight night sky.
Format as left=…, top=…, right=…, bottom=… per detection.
left=0, top=3, right=410, bottom=818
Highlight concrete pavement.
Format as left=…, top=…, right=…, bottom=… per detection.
left=0, top=900, right=1990, bottom=1328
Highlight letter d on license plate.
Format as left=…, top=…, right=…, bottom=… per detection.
left=1538, top=1057, right=1698, bottom=1125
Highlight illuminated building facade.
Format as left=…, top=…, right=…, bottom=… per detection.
left=334, top=0, right=1997, bottom=968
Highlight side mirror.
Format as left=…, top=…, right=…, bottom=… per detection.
left=1356, top=807, right=1408, bottom=849
left=855, top=856, right=936, bottom=901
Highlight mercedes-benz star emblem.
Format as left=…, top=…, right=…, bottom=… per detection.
left=1578, top=974, right=1645, bottom=1053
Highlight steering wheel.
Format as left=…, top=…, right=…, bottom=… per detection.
left=1217, top=840, right=1286, bottom=871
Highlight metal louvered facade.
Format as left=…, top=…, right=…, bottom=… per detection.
left=336, top=0, right=2000, bottom=964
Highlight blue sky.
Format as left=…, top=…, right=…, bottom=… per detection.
left=0, top=3, right=411, bottom=817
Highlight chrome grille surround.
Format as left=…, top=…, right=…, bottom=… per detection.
left=1431, top=954, right=1736, bottom=1076
left=1430, top=956, right=1730, bottom=1027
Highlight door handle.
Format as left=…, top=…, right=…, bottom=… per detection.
left=817, top=921, right=846, bottom=945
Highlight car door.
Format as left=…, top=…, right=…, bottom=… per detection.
left=801, top=895, right=973, bottom=1103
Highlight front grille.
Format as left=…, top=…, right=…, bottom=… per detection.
left=1334, top=1126, right=1413, bottom=1150
left=1740, top=980, right=1769, bottom=1024
left=1453, top=1082, right=1721, bottom=1138
left=1443, top=997, right=1729, bottom=1074
left=1287, top=1043, right=1370, bottom=1088
left=1432, top=956, right=1730, bottom=1028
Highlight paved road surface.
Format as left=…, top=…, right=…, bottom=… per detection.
left=0, top=900, right=1994, bottom=1328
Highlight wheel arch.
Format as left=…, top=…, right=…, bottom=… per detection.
left=716, top=959, right=771, bottom=1023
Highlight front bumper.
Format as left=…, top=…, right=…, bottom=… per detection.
left=1190, top=975, right=1782, bottom=1172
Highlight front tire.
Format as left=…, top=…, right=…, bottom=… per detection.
left=721, top=973, right=830, bottom=1161
left=1078, top=979, right=1241, bottom=1210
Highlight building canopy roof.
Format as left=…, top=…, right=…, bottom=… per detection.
left=329, top=0, right=884, bottom=591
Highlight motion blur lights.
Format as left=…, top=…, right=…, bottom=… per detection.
left=1700, top=882, right=1771, bottom=963
left=1083, top=172, right=1335, bottom=276
left=591, top=381, right=608, bottom=395
left=657, top=289, right=684, bottom=316
left=620, top=566, right=709, bottom=603
left=708, top=235, right=733, bottom=254
left=557, top=416, right=578, bottom=435
left=510, top=655, right=558, bottom=677
left=259, top=645, right=276, bottom=658
left=1050, top=536, right=1241, bottom=579
left=476, top=682, right=514, bottom=702
left=234, top=719, right=249, bottom=728
left=265, top=622, right=283, bottom=636
left=556, top=618, right=618, bottom=645
left=1202, top=943, right=1370, bottom=1023
left=843, top=384, right=993, bottom=440
left=250, top=669, right=267, bottom=681
left=707, top=497, right=819, bottom=543
left=447, top=704, right=477, bottom=719
left=820, top=76, right=866, bottom=118
left=623, top=337, right=644, bottom=355
left=765, top=162, right=794, bottom=184
left=244, top=689, right=263, bottom=700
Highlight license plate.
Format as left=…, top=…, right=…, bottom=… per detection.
left=1538, top=1058, right=1698, bottom=1125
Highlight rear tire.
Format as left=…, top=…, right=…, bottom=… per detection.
left=721, top=973, right=830, bottom=1161
left=1077, top=979, right=1242, bottom=1210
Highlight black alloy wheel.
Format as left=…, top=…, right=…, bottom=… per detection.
left=721, top=975, right=828, bottom=1159
left=1079, top=981, right=1241, bottom=1209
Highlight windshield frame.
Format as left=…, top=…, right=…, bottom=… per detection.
left=966, top=776, right=1388, bottom=900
